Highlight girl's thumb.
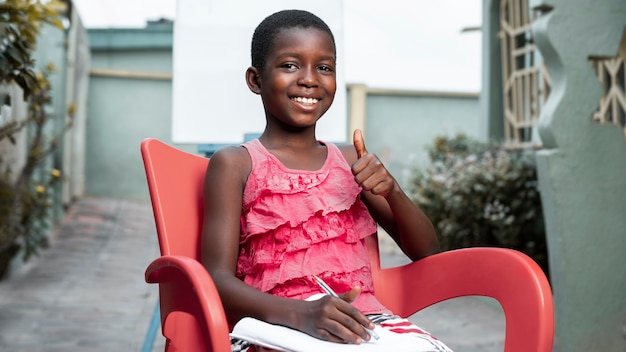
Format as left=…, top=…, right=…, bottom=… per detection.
left=353, top=129, right=368, bottom=159
left=340, top=286, right=362, bottom=304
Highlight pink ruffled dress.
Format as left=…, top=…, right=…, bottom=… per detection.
left=236, top=139, right=390, bottom=314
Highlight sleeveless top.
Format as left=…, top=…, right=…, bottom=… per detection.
left=236, top=139, right=390, bottom=314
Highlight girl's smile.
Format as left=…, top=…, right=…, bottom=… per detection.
left=290, top=96, right=319, bottom=105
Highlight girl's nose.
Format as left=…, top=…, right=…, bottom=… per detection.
left=297, top=67, right=319, bottom=87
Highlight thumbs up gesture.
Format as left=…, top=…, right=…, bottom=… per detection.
left=352, top=129, right=396, bottom=197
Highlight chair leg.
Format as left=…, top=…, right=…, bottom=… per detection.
left=142, top=299, right=161, bottom=352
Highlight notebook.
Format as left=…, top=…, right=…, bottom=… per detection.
left=230, top=316, right=440, bottom=352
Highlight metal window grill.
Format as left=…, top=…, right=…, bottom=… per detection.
left=590, top=32, right=626, bottom=140
left=499, top=0, right=550, bottom=149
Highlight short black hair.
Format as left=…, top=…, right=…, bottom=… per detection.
left=251, top=9, right=336, bottom=71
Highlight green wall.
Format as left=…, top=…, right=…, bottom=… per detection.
left=86, top=74, right=175, bottom=199
left=86, top=25, right=195, bottom=200
left=365, top=93, right=480, bottom=187
left=530, top=0, right=626, bottom=350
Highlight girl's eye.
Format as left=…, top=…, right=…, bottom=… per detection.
left=318, top=65, right=334, bottom=73
left=282, top=63, right=298, bottom=71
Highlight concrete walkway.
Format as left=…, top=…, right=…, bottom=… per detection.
left=0, top=197, right=504, bottom=351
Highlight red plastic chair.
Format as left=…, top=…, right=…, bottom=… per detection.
left=141, top=138, right=554, bottom=352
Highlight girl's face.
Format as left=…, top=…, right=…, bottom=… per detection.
left=255, top=27, right=337, bottom=130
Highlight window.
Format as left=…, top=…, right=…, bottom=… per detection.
left=590, top=30, right=626, bottom=139
left=499, top=0, right=550, bottom=148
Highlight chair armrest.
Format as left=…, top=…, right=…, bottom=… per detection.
left=145, top=255, right=231, bottom=352
left=373, top=247, right=554, bottom=352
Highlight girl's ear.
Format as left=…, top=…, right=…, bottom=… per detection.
left=246, top=66, right=261, bottom=94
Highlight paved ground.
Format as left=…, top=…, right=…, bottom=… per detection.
left=0, top=197, right=504, bottom=351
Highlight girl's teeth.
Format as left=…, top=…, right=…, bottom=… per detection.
left=292, top=97, right=318, bottom=104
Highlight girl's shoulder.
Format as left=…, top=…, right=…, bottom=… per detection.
left=334, top=143, right=358, bottom=165
left=211, top=144, right=250, bottom=162
left=207, top=145, right=252, bottom=181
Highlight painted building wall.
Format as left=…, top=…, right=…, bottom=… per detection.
left=86, top=22, right=195, bottom=199
left=363, top=90, right=481, bottom=187
left=31, top=24, right=67, bottom=221
left=62, top=9, right=91, bottom=205
left=530, top=0, right=626, bottom=350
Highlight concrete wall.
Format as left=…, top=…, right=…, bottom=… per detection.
left=86, top=23, right=195, bottom=200
left=529, top=0, right=626, bottom=350
left=0, top=83, right=28, bottom=184
left=31, top=24, right=68, bottom=222
left=62, top=9, right=91, bottom=205
left=362, top=89, right=481, bottom=187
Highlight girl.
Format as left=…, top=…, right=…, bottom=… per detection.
left=201, top=9, right=453, bottom=352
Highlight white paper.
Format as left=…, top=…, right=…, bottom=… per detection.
left=230, top=316, right=442, bottom=352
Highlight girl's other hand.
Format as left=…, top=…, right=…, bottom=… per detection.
left=295, top=286, right=374, bottom=344
left=352, top=129, right=397, bottom=197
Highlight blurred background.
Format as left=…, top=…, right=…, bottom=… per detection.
left=1, top=1, right=624, bottom=351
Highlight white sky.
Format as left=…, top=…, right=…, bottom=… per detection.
left=72, top=0, right=482, bottom=92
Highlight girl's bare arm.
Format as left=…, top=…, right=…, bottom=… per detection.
left=340, top=130, right=439, bottom=261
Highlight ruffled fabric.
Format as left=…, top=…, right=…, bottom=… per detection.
left=237, top=139, right=389, bottom=314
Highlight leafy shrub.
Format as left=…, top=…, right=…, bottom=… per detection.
left=1, top=0, right=66, bottom=99
left=0, top=65, right=71, bottom=278
left=408, top=134, right=548, bottom=276
left=0, top=0, right=70, bottom=278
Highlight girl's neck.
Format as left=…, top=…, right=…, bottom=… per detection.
left=259, top=130, right=319, bottom=151
left=257, top=132, right=328, bottom=172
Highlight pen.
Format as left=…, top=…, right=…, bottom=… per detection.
left=312, top=275, right=380, bottom=341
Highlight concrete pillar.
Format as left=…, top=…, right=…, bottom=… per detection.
left=347, top=83, right=368, bottom=142
left=480, top=0, right=505, bottom=142
left=530, top=0, right=626, bottom=350
left=63, top=11, right=90, bottom=204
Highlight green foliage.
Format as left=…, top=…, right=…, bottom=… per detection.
left=0, top=23, right=37, bottom=100
left=0, top=0, right=70, bottom=277
left=0, top=167, right=62, bottom=261
left=0, top=66, right=72, bottom=271
left=0, top=0, right=66, bottom=99
left=428, top=134, right=494, bottom=162
left=408, top=134, right=548, bottom=275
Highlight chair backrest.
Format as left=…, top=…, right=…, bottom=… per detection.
left=143, top=138, right=233, bottom=352
left=142, top=138, right=208, bottom=259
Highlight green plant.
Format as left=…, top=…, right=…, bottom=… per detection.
left=408, top=134, right=548, bottom=275
left=0, top=0, right=69, bottom=278
left=1, top=0, right=66, bottom=99
left=0, top=66, right=72, bottom=274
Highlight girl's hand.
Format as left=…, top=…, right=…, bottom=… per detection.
left=352, top=129, right=397, bottom=197
left=295, top=287, right=374, bottom=344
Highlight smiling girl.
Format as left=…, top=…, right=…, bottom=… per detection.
left=201, top=9, right=452, bottom=352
